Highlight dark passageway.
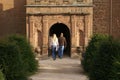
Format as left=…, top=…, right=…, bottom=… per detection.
left=49, top=23, right=71, bottom=56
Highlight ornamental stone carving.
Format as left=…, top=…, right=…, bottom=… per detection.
left=93, top=1, right=110, bottom=34
left=27, top=0, right=92, bottom=5
left=26, top=0, right=93, bottom=57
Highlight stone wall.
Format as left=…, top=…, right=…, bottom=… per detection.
left=26, top=0, right=93, bottom=57
left=93, top=0, right=120, bottom=39
left=27, top=0, right=92, bottom=5
left=0, top=0, right=120, bottom=40
left=93, top=0, right=110, bottom=34
left=112, top=0, right=120, bottom=39
left=0, top=0, right=26, bottom=38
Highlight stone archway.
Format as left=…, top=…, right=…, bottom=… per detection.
left=49, top=23, right=71, bottom=57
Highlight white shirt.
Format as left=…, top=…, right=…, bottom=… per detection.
left=51, top=38, right=59, bottom=46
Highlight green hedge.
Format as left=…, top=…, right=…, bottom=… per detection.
left=90, top=39, right=120, bottom=80
left=0, top=70, right=5, bottom=80
left=81, top=34, right=110, bottom=73
left=8, top=35, right=38, bottom=75
left=0, top=34, right=38, bottom=80
left=90, top=40, right=113, bottom=80
left=109, top=40, right=120, bottom=80
left=0, top=41, right=26, bottom=80
left=82, top=34, right=120, bottom=80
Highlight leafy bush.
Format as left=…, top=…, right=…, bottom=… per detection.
left=109, top=40, right=120, bottom=80
left=90, top=39, right=120, bottom=80
left=0, top=70, right=5, bottom=80
left=0, top=41, right=27, bottom=80
left=7, top=34, right=38, bottom=75
left=90, top=39, right=113, bottom=80
left=110, top=58, right=120, bottom=80
left=0, top=34, right=38, bottom=80
left=82, top=33, right=120, bottom=80
left=81, top=34, right=110, bottom=73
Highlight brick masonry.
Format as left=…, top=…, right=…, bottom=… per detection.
left=0, top=0, right=26, bottom=37
left=26, top=0, right=93, bottom=57
left=0, top=0, right=120, bottom=56
left=0, top=0, right=119, bottom=39
left=93, top=0, right=120, bottom=39
left=93, top=0, right=110, bottom=34
left=112, top=0, right=120, bottom=39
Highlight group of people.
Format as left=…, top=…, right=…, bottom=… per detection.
left=49, top=33, right=67, bottom=60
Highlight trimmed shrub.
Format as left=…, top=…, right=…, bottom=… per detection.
left=0, top=34, right=38, bottom=80
left=90, top=39, right=113, bottom=80
left=110, top=56, right=120, bottom=80
left=0, top=41, right=27, bottom=80
left=81, top=34, right=110, bottom=73
left=90, top=39, right=120, bottom=80
left=82, top=33, right=120, bottom=80
left=109, top=40, right=120, bottom=80
left=7, top=34, right=38, bottom=75
left=0, top=70, right=5, bottom=80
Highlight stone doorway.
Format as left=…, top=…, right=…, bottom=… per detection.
left=49, top=23, right=71, bottom=57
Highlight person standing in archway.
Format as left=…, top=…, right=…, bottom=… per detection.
left=58, top=33, right=67, bottom=58
left=51, top=34, right=59, bottom=60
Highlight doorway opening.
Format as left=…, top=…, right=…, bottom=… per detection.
left=49, top=23, right=71, bottom=57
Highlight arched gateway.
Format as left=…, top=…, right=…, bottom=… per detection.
left=26, top=0, right=93, bottom=57
left=49, top=23, right=71, bottom=56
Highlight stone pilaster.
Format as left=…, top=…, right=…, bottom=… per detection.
left=29, top=16, right=34, bottom=47
left=84, top=15, right=88, bottom=49
left=70, top=15, right=78, bottom=57
left=71, top=15, right=76, bottom=47
left=42, top=16, right=49, bottom=56
left=26, top=15, right=29, bottom=40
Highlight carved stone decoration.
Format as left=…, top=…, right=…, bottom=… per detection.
left=93, top=1, right=110, bottom=34
left=35, top=0, right=41, bottom=4
left=26, top=0, right=93, bottom=57
left=76, top=16, right=84, bottom=31
left=27, top=0, right=90, bottom=5
left=32, top=16, right=42, bottom=49
left=49, top=0, right=54, bottom=2
left=112, top=1, right=120, bottom=39
left=48, top=15, right=70, bottom=29
left=77, top=0, right=83, bottom=2
left=75, top=16, right=85, bottom=48
left=34, top=16, right=42, bottom=31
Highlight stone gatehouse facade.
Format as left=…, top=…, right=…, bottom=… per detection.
left=0, top=0, right=120, bottom=57
left=26, top=0, right=93, bottom=57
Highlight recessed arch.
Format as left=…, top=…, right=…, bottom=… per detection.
left=49, top=23, right=71, bottom=57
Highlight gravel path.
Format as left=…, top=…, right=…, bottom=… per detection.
left=30, top=57, right=89, bottom=80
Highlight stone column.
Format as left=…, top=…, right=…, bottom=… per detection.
left=76, top=29, right=80, bottom=47
left=71, top=15, right=77, bottom=57
left=84, top=15, right=89, bottom=50
left=26, top=15, right=29, bottom=40
left=29, top=16, right=34, bottom=47
left=42, top=16, right=48, bottom=56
